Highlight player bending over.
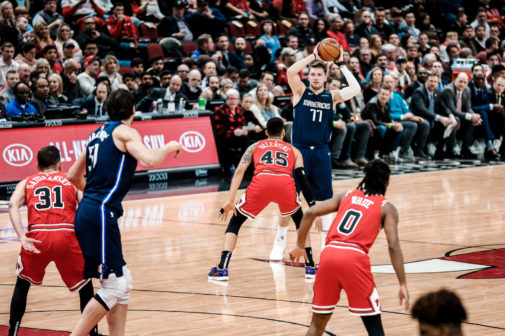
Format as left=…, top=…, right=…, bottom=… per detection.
left=290, top=159, right=409, bottom=336
left=209, top=117, right=317, bottom=280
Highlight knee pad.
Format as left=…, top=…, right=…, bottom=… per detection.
left=225, top=212, right=247, bottom=235
left=96, top=267, right=132, bottom=310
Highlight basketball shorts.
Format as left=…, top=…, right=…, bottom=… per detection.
left=16, top=230, right=89, bottom=291
left=296, top=146, right=332, bottom=201
left=75, top=198, right=126, bottom=279
left=236, top=174, right=301, bottom=219
left=312, top=242, right=381, bottom=316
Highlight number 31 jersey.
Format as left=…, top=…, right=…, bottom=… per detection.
left=25, top=172, right=77, bottom=231
left=253, top=139, right=296, bottom=176
left=327, top=189, right=387, bottom=254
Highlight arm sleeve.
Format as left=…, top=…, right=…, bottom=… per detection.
left=339, top=66, right=361, bottom=101
left=294, top=167, right=315, bottom=207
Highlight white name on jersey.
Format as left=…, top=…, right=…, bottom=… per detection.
left=351, top=196, right=374, bottom=209
left=302, top=100, right=331, bottom=110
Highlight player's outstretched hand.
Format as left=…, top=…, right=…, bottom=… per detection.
left=289, top=246, right=307, bottom=262
left=399, top=284, right=410, bottom=311
left=218, top=200, right=236, bottom=221
left=313, top=43, right=322, bottom=61
left=337, top=44, right=344, bottom=63
left=21, top=237, right=41, bottom=254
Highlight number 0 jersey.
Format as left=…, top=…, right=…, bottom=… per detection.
left=327, top=189, right=387, bottom=254
left=25, top=172, right=77, bottom=231
left=253, top=139, right=296, bottom=176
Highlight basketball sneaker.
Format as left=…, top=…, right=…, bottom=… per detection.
left=208, top=266, right=229, bottom=281
left=305, top=265, right=318, bottom=279
left=269, top=235, right=286, bottom=261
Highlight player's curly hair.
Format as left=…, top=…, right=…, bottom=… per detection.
left=411, top=288, right=467, bottom=327
left=357, top=159, right=390, bottom=195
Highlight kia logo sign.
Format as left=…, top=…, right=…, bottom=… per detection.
left=179, top=131, right=206, bottom=153
left=3, top=144, right=33, bottom=167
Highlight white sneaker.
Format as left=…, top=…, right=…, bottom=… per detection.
left=269, top=236, right=286, bottom=261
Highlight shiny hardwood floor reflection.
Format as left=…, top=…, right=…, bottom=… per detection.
left=1, top=166, right=505, bottom=335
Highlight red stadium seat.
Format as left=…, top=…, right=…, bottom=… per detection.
left=229, top=21, right=246, bottom=37
left=245, top=40, right=253, bottom=54
left=245, top=21, right=261, bottom=37
left=182, top=41, right=198, bottom=56
left=118, top=66, right=132, bottom=76
left=147, top=43, right=164, bottom=59
left=139, top=23, right=158, bottom=41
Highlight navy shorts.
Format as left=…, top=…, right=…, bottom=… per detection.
left=75, top=198, right=126, bottom=279
left=294, top=144, right=333, bottom=201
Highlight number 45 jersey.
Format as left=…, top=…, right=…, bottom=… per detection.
left=25, top=172, right=77, bottom=231
left=236, top=139, right=300, bottom=219
left=327, top=189, right=387, bottom=254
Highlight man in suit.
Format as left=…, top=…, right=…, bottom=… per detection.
left=75, top=81, right=109, bottom=117
left=468, top=71, right=502, bottom=161
left=441, top=73, right=483, bottom=159
left=136, top=75, right=184, bottom=112
left=410, top=73, right=458, bottom=159
left=30, top=77, right=59, bottom=116
left=487, top=75, right=505, bottom=159
left=158, top=0, right=193, bottom=41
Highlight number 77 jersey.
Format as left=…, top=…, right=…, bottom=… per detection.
left=327, top=189, right=388, bottom=254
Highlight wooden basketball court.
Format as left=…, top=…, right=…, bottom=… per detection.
left=1, top=165, right=505, bottom=335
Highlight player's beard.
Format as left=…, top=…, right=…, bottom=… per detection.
left=310, top=83, right=324, bottom=91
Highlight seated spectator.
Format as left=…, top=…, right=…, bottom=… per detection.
left=131, top=57, right=144, bottom=80
left=349, top=56, right=366, bottom=89
left=42, top=45, right=62, bottom=74
left=286, top=12, right=315, bottom=50
left=30, top=22, right=55, bottom=57
left=363, top=67, right=384, bottom=103
left=32, top=0, right=64, bottom=40
left=6, top=82, right=37, bottom=119
left=410, top=73, right=457, bottom=160
left=0, top=1, right=19, bottom=46
left=326, top=14, right=350, bottom=51
left=230, top=37, right=247, bottom=70
left=158, top=1, right=193, bottom=41
left=0, top=42, right=18, bottom=86
left=145, top=56, right=164, bottom=87
left=214, top=34, right=233, bottom=72
left=260, top=20, right=280, bottom=61
left=75, top=17, right=118, bottom=57
left=48, top=73, right=68, bottom=104
left=32, top=58, right=51, bottom=78
left=130, top=0, right=164, bottom=23
left=411, top=289, right=467, bottom=336
left=201, top=60, right=217, bottom=89
left=250, top=83, right=281, bottom=129
left=240, top=93, right=265, bottom=141
left=98, top=54, right=122, bottom=90
left=122, top=72, right=138, bottom=93
left=191, top=34, right=215, bottom=62
left=15, top=16, right=30, bottom=43
left=106, top=3, right=139, bottom=58
left=468, top=71, right=502, bottom=161
left=313, top=18, right=328, bottom=42
left=385, top=73, right=430, bottom=160
left=17, top=63, right=31, bottom=86
left=77, top=55, right=99, bottom=97
left=61, top=0, right=107, bottom=25
left=488, top=76, right=505, bottom=159
left=0, top=69, right=18, bottom=104
left=276, top=47, right=297, bottom=93
left=213, top=89, right=249, bottom=175
left=159, top=70, right=171, bottom=89
left=219, top=78, right=234, bottom=97
left=441, top=73, right=482, bottom=159
left=362, top=86, right=404, bottom=163
left=55, top=24, right=82, bottom=61
left=200, top=75, right=223, bottom=101
left=31, top=77, right=58, bottom=115
left=180, top=69, right=202, bottom=102
left=235, top=69, right=258, bottom=96
left=249, top=71, right=275, bottom=103
left=15, top=42, right=37, bottom=68
left=136, top=75, right=184, bottom=112
left=226, top=0, right=254, bottom=20
left=185, top=1, right=227, bottom=40
left=76, top=80, right=109, bottom=116
left=61, top=59, right=83, bottom=102
left=60, top=41, right=78, bottom=62
left=405, top=67, right=428, bottom=100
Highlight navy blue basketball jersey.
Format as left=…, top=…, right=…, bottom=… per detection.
left=83, top=121, right=137, bottom=215
left=291, top=88, right=334, bottom=147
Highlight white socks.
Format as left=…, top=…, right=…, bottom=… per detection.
left=320, top=214, right=333, bottom=250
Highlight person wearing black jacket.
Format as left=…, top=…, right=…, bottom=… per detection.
left=286, top=12, right=315, bottom=50
left=410, top=73, right=457, bottom=159
left=157, top=1, right=193, bottom=40
left=404, top=67, right=428, bottom=100
left=487, top=76, right=505, bottom=159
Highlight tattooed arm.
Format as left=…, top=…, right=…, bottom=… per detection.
left=220, top=142, right=258, bottom=214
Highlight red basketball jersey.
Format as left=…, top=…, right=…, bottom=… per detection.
left=253, top=139, right=296, bottom=176
left=25, top=172, right=77, bottom=231
left=326, top=189, right=387, bottom=254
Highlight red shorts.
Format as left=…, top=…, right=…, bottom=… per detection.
left=236, top=173, right=300, bottom=219
left=16, top=230, right=89, bottom=292
left=312, top=241, right=380, bottom=316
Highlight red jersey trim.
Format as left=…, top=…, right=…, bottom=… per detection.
left=327, top=241, right=366, bottom=254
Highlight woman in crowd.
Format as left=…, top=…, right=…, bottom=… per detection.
left=363, top=67, right=384, bottom=103
left=98, top=55, right=122, bottom=90
left=48, top=73, right=68, bottom=104
left=240, top=93, right=265, bottom=142
left=328, top=62, right=341, bottom=78
left=369, top=34, right=383, bottom=58
left=312, top=18, right=328, bottom=41
left=30, top=22, right=55, bottom=57
left=250, top=83, right=281, bottom=129
left=259, top=20, right=280, bottom=61
left=55, top=24, right=82, bottom=60
left=406, top=61, right=417, bottom=83
left=0, top=1, right=18, bottom=45
left=32, top=58, right=51, bottom=77
left=15, top=42, right=37, bottom=67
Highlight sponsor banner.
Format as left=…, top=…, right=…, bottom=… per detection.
left=0, top=117, right=219, bottom=183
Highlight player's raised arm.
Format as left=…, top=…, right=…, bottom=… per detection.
left=382, top=202, right=409, bottom=311
left=329, top=47, right=361, bottom=104
left=8, top=179, right=41, bottom=253
left=119, top=126, right=182, bottom=168
left=219, top=142, right=258, bottom=220
left=287, top=49, right=316, bottom=100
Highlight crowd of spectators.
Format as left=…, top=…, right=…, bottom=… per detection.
left=0, top=0, right=505, bottom=172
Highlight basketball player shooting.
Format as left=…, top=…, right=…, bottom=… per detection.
left=282, top=40, right=361, bottom=261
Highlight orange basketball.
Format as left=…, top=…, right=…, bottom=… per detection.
left=317, top=38, right=341, bottom=62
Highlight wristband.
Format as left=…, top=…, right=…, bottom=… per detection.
left=334, top=61, right=345, bottom=67
left=387, top=123, right=392, bottom=129
left=312, top=53, right=317, bottom=60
